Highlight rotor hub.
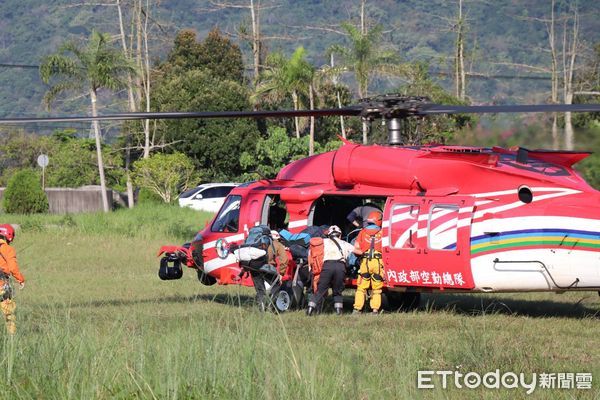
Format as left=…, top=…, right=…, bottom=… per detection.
left=358, top=95, right=432, bottom=120
left=358, top=95, right=432, bottom=145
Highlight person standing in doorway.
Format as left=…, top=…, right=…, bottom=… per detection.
left=346, top=202, right=382, bottom=228
left=352, top=211, right=385, bottom=314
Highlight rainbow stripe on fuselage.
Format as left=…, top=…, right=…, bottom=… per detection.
left=470, top=228, right=600, bottom=255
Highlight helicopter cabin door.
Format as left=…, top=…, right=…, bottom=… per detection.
left=383, top=196, right=475, bottom=290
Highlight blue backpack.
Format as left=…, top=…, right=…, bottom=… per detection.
left=245, top=225, right=272, bottom=247
left=239, top=225, right=276, bottom=274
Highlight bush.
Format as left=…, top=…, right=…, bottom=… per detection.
left=3, top=169, right=49, bottom=214
left=132, top=152, right=197, bottom=203
left=136, top=188, right=164, bottom=205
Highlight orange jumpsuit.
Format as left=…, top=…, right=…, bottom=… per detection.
left=353, top=226, right=385, bottom=313
left=0, top=239, right=25, bottom=334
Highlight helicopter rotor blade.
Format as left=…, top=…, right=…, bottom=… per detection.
left=0, top=107, right=363, bottom=125
left=419, top=103, right=600, bottom=115
left=1, top=101, right=600, bottom=125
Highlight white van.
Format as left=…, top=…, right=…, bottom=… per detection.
left=178, top=183, right=238, bottom=212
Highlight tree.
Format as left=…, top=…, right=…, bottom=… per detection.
left=512, top=0, right=583, bottom=150
left=561, top=3, right=580, bottom=151
left=254, top=47, right=315, bottom=139
left=45, top=133, right=124, bottom=189
left=152, top=69, right=260, bottom=181
left=453, top=0, right=468, bottom=101
left=40, top=30, right=136, bottom=212
left=328, top=9, right=406, bottom=144
left=116, top=0, right=157, bottom=207
left=157, top=28, right=244, bottom=83
left=240, top=126, right=343, bottom=180
left=0, top=130, right=55, bottom=185
left=240, top=126, right=317, bottom=179
left=197, top=28, right=245, bottom=84
left=133, top=153, right=196, bottom=204
left=3, top=169, right=48, bottom=214
left=395, top=62, right=474, bottom=145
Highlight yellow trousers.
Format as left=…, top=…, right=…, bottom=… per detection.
left=353, top=255, right=384, bottom=312
left=0, top=299, right=16, bottom=335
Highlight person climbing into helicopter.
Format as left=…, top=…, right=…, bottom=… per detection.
left=0, top=224, right=25, bottom=334
left=250, top=230, right=288, bottom=312
left=346, top=201, right=383, bottom=228
left=352, top=211, right=385, bottom=314
left=306, top=225, right=354, bottom=316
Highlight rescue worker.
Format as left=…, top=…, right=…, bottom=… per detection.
left=352, top=211, right=385, bottom=314
left=250, top=231, right=288, bottom=312
left=306, top=225, right=354, bottom=316
left=0, top=224, right=25, bottom=334
left=346, top=202, right=382, bottom=228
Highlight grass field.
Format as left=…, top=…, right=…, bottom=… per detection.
left=0, top=204, right=598, bottom=399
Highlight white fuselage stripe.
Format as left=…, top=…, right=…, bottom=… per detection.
left=288, top=219, right=308, bottom=229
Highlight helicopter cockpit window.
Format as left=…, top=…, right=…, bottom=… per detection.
left=212, top=195, right=241, bottom=233
left=428, top=205, right=459, bottom=251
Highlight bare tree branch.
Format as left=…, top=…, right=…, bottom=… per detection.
left=488, top=62, right=551, bottom=74
left=285, top=25, right=347, bottom=36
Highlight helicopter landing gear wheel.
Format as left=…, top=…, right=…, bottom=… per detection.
left=274, top=288, right=292, bottom=312
left=384, top=292, right=421, bottom=312
left=274, top=281, right=304, bottom=312
left=197, top=270, right=217, bottom=286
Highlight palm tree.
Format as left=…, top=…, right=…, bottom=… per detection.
left=329, top=22, right=406, bottom=144
left=40, top=30, right=136, bottom=212
left=254, top=47, right=314, bottom=139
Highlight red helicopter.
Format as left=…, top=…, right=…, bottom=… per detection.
left=4, top=95, right=600, bottom=311
left=151, top=95, right=600, bottom=312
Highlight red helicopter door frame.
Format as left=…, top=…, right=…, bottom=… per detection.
left=382, top=196, right=475, bottom=290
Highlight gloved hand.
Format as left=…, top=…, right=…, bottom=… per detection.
left=19, top=282, right=24, bottom=289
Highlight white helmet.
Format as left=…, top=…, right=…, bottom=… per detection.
left=327, top=225, right=342, bottom=237
left=270, top=230, right=281, bottom=240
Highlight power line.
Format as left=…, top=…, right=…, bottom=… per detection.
left=0, top=63, right=39, bottom=69
left=429, top=69, right=551, bottom=81
left=0, top=61, right=556, bottom=80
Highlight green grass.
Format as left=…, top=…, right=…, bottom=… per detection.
left=0, top=205, right=598, bottom=399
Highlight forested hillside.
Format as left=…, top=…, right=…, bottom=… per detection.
left=1, top=0, right=599, bottom=117
left=1, top=0, right=600, bottom=199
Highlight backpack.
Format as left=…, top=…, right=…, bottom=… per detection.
left=308, top=237, right=324, bottom=275
left=237, top=225, right=276, bottom=274
left=301, top=225, right=327, bottom=238
left=245, top=225, right=272, bottom=247
left=308, top=237, right=325, bottom=292
left=278, top=230, right=311, bottom=247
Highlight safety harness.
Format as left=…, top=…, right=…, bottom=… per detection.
left=361, top=232, right=384, bottom=282
left=329, top=237, right=346, bottom=263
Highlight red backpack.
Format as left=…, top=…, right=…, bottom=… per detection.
left=308, top=237, right=325, bottom=292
